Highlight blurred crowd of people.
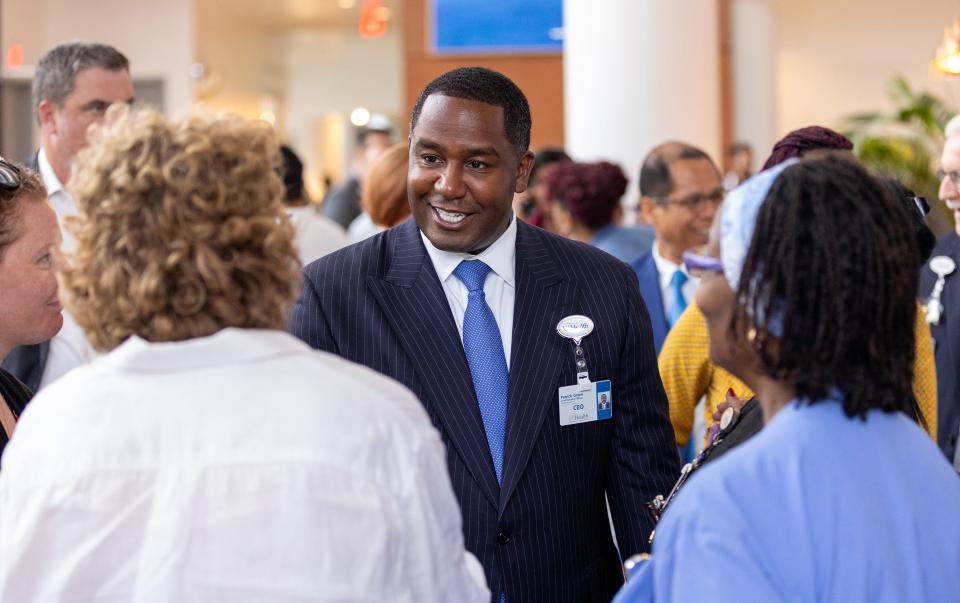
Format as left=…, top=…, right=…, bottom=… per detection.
left=0, top=40, right=957, bottom=603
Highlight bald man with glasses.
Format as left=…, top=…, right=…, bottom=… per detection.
left=631, top=142, right=723, bottom=354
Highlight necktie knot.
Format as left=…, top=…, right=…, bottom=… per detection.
left=668, top=269, right=689, bottom=327
left=670, top=269, right=689, bottom=290
left=454, top=260, right=492, bottom=292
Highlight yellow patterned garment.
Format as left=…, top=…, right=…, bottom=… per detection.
left=658, top=301, right=937, bottom=447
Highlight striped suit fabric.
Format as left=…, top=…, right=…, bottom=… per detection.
left=291, top=218, right=679, bottom=603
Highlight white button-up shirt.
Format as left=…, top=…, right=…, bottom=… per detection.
left=36, top=148, right=77, bottom=253
left=652, top=240, right=698, bottom=322
left=36, top=148, right=97, bottom=387
left=0, top=328, right=488, bottom=603
left=421, top=215, right=516, bottom=368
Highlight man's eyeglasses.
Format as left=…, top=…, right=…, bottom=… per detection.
left=651, top=188, right=725, bottom=210
left=937, top=168, right=960, bottom=190
left=0, top=156, right=21, bottom=193
left=682, top=251, right=723, bottom=279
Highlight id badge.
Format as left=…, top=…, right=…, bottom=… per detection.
left=559, top=379, right=613, bottom=426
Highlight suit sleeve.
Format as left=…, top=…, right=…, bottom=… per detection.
left=606, top=264, right=681, bottom=557
left=289, top=267, right=339, bottom=355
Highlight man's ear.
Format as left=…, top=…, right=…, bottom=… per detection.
left=514, top=150, right=535, bottom=194
left=38, top=100, right=58, bottom=133
left=639, top=196, right=658, bottom=225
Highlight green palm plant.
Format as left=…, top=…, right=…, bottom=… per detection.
left=842, top=76, right=955, bottom=233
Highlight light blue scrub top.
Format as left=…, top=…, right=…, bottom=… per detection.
left=615, top=400, right=960, bottom=602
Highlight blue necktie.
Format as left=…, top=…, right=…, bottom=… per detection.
left=668, top=269, right=689, bottom=327
left=453, top=260, right=509, bottom=484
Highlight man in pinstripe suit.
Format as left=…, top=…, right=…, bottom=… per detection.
left=291, top=67, right=679, bottom=603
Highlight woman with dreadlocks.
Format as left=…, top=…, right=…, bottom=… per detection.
left=615, top=157, right=960, bottom=602
left=657, top=125, right=941, bottom=454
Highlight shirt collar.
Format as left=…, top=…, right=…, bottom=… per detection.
left=99, top=328, right=310, bottom=373
left=420, top=213, right=517, bottom=288
left=37, top=147, right=65, bottom=198
left=651, top=239, right=686, bottom=289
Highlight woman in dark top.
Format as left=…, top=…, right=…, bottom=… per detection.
left=0, top=156, right=63, bottom=454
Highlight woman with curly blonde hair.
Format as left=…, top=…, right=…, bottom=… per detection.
left=0, top=109, right=488, bottom=602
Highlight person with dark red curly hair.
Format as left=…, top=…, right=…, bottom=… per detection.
left=546, top=160, right=654, bottom=263
left=761, top=125, right=853, bottom=170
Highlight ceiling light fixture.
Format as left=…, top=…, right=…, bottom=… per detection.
left=933, top=18, right=960, bottom=75
left=350, top=107, right=371, bottom=127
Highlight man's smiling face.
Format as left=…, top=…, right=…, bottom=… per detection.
left=408, top=94, right=532, bottom=254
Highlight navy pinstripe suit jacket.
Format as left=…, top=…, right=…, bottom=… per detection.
left=291, top=219, right=679, bottom=603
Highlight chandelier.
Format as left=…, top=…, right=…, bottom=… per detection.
left=933, top=18, right=960, bottom=75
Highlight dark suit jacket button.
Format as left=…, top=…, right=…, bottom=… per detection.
left=497, top=529, right=511, bottom=545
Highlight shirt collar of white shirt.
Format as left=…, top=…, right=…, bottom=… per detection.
left=100, top=328, right=307, bottom=373
left=420, top=213, right=517, bottom=288
left=37, top=147, right=78, bottom=219
left=651, top=239, right=688, bottom=292
left=37, top=147, right=65, bottom=198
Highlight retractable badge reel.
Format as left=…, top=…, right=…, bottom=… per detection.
left=556, top=315, right=594, bottom=391
left=925, top=255, right=956, bottom=325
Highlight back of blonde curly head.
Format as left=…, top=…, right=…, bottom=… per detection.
left=62, top=108, right=301, bottom=351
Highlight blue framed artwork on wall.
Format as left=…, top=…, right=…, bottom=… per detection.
left=429, top=0, right=563, bottom=54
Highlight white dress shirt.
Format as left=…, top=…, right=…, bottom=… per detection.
left=35, top=149, right=98, bottom=387
left=0, top=328, right=488, bottom=603
left=37, top=148, right=77, bottom=253
left=652, top=240, right=698, bottom=322
left=421, top=215, right=516, bottom=368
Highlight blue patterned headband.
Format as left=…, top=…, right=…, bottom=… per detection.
left=719, top=158, right=798, bottom=291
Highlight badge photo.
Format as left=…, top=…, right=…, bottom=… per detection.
left=596, top=380, right=612, bottom=420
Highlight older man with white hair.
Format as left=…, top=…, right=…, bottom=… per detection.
left=920, top=115, right=960, bottom=469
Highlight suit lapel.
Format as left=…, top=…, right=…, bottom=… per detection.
left=944, top=236, right=960, bottom=371
left=366, top=220, right=500, bottom=508
left=499, top=223, right=579, bottom=510
left=635, top=253, right=667, bottom=353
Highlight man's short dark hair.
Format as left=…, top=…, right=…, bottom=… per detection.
left=280, top=145, right=304, bottom=203
left=32, top=41, right=130, bottom=122
left=639, top=141, right=716, bottom=198
left=409, top=67, right=532, bottom=156
left=529, top=147, right=570, bottom=183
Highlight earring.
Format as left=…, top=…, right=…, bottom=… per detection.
left=747, top=327, right=757, bottom=343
